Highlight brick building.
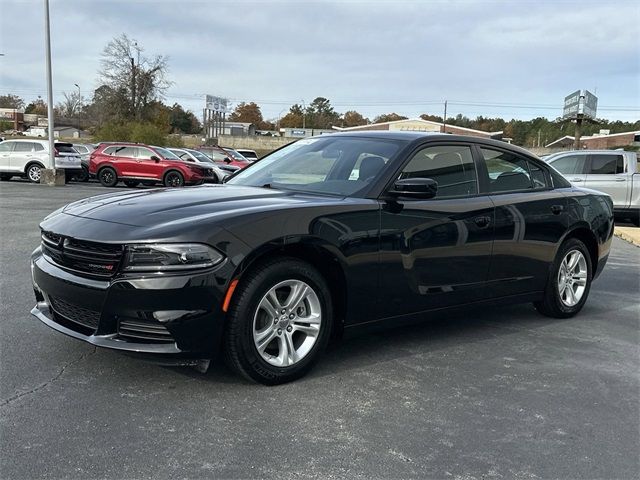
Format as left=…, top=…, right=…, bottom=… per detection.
left=332, top=118, right=503, bottom=140
left=546, top=130, right=640, bottom=150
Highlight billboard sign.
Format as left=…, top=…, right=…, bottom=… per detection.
left=582, top=90, right=598, bottom=119
left=205, top=95, right=229, bottom=113
left=563, top=90, right=581, bottom=119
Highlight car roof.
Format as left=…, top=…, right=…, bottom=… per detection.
left=320, top=131, right=539, bottom=158
left=547, top=149, right=629, bottom=156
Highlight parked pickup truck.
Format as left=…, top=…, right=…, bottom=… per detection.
left=545, top=149, right=639, bottom=226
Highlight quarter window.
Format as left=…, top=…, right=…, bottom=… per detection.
left=589, top=155, right=624, bottom=174
left=34, top=143, right=45, bottom=152
left=399, top=145, right=477, bottom=198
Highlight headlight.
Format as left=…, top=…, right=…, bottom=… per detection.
left=122, top=243, right=224, bottom=272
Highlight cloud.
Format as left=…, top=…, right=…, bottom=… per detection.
left=1, top=0, right=638, bottom=121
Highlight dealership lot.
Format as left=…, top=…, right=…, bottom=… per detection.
left=1, top=181, right=639, bottom=479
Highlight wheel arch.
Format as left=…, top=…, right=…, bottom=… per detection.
left=561, top=225, right=599, bottom=272
left=24, top=160, right=45, bottom=173
left=230, top=238, right=348, bottom=339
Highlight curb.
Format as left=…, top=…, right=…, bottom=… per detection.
left=614, top=227, right=640, bottom=247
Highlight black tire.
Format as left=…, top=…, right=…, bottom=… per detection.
left=98, top=167, right=118, bottom=187
left=163, top=170, right=184, bottom=188
left=124, top=180, right=140, bottom=188
left=224, top=257, right=333, bottom=385
left=25, top=163, right=43, bottom=183
left=76, top=165, right=89, bottom=182
left=534, top=238, right=592, bottom=318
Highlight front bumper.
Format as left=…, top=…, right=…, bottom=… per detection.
left=30, top=247, right=229, bottom=358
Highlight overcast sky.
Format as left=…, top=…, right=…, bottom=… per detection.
left=1, top=0, right=638, bottom=122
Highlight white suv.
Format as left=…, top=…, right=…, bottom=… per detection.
left=0, top=139, right=82, bottom=182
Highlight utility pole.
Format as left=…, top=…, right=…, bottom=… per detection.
left=301, top=99, right=306, bottom=130
left=574, top=114, right=583, bottom=150
left=442, top=100, right=447, bottom=133
left=43, top=0, right=60, bottom=185
left=74, top=83, right=80, bottom=131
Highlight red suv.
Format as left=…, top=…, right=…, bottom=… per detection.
left=89, top=143, right=216, bottom=187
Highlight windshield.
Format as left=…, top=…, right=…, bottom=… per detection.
left=154, top=146, right=181, bottom=160
left=187, top=149, right=214, bottom=163
left=227, top=136, right=403, bottom=196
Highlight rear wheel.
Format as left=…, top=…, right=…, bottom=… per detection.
left=26, top=163, right=43, bottom=183
left=534, top=238, right=592, bottom=318
left=224, top=258, right=333, bottom=385
left=98, top=167, right=118, bottom=187
left=75, top=165, right=89, bottom=182
left=164, top=171, right=184, bottom=188
left=124, top=180, right=140, bottom=188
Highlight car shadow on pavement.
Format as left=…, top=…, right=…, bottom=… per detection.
left=187, top=302, right=568, bottom=385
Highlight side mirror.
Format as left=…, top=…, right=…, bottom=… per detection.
left=151, top=155, right=160, bottom=162
left=224, top=158, right=231, bottom=163
left=389, top=178, right=438, bottom=199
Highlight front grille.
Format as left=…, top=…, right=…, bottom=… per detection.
left=49, top=296, right=101, bottom=330
left=41, top=230, right=124, bottom=278
left=118, top=317, right=174, bottom=343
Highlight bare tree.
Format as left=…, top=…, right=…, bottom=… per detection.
left=98, top=33, right=171, bottom=120
left=55, top=90, right=84, bottom=117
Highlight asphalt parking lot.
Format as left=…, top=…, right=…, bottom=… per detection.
left=1, top=181, right=639, bottom=479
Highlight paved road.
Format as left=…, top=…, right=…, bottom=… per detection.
left=1, top=181, right=639, bottom=479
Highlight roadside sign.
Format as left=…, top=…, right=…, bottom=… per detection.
left=563, top=90, right=581, bottom=119
left=205, top=95, right=229, bottom=113
left=583, top=90, right=598, bottom=119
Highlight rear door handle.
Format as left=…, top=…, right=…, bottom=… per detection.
left=570, top=178, right=583, bottom=182
left=615, top=177, right=626, bottom=182
left=474, top=216, right=491, bottom=228
left=551, top=205, right=564, bottom=215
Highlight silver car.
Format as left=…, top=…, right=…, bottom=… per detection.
left=168, top=148, right=230, bottom=183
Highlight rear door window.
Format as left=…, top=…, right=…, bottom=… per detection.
left=480, top=148, right=534, bottom=193
left=13, top=142, right=35, bottom=152
left=104, top=146, right=136, bottom=158
left=589, top=154, right=624, bottom=174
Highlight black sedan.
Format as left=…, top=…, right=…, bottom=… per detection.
left=31, top=132, right=614, bottom=384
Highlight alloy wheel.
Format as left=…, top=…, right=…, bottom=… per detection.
left=557, top=249, right=588, bottom=307
left=252, top=279, right=322, bottom=367
left=28, top=165, right=41, bottom=182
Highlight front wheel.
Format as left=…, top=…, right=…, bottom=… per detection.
left=534, top=238, right=592, bottom=318
left=224, top=258, right=333, bottom=385
left=164, top=171, right=184, bottom=187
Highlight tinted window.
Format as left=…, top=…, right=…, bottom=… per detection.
left=0, top=142, right=14, bottom=152
left=74, top=145, right=88, bottom=154
left=399, top=145, right=477, bottom=198
left=589, top=154, right=624, bottom=174
left=550, top=154, right=587, bottom=174
left=481, top=148, right=533, bottom=193
left=56, top=144, right=77, bottom=153
left=13, top=142, right=35, bottom=152
left=153, top=146, right=181, bottom=160
left=528, top=161, right=548, bottom=189
left=34, top=143, right=45, bottom=151
left=228, top=136, right=402, bottom=196
left=104, top=146, right=136, bottom=158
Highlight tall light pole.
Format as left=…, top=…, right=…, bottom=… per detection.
left=44, top=0, right=55, bottom=177
left=74, top=83, right=81, bottom=132
left=301, top=99, right=306, bottom=130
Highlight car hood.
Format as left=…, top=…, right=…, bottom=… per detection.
left=57, top=185, right=341, bottom=228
